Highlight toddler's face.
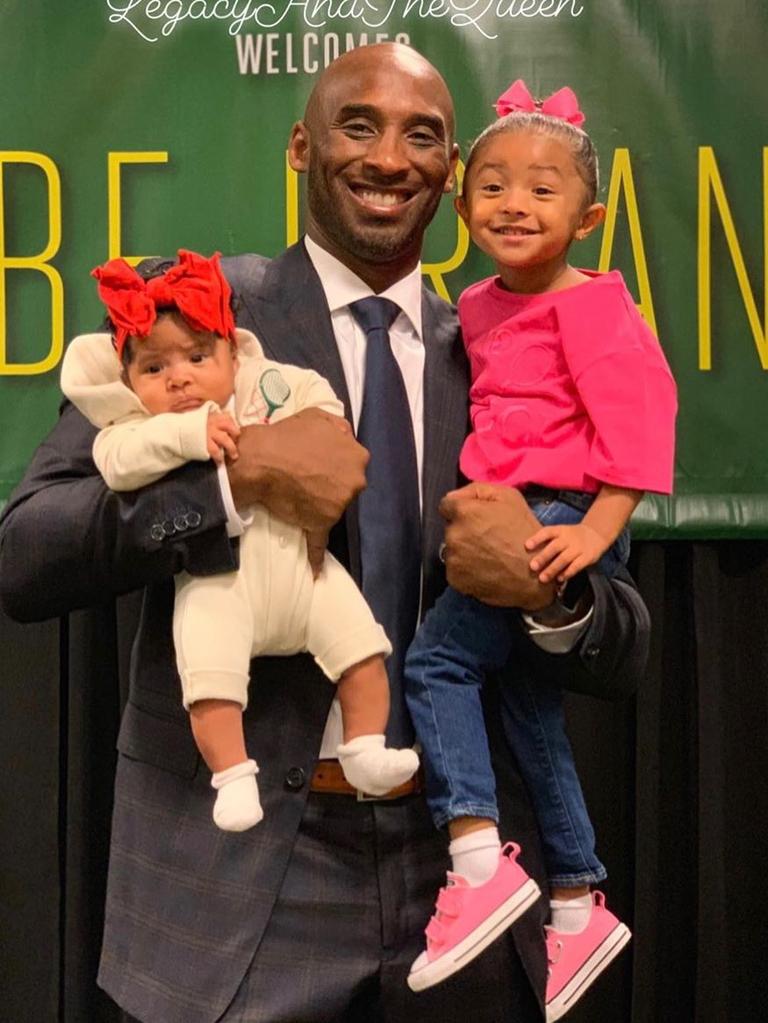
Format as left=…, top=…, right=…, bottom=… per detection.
left=457, top=130, right=598, bottom=277
left=125, top=314, right=238, bottom=415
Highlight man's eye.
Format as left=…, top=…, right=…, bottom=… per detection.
left=409, top=130, right=438, bottom=147
left=343, top=121, right=374, bottom=137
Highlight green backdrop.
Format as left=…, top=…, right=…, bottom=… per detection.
left=2, top=1, right=767, bottom=536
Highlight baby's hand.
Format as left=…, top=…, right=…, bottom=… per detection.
left=525, top=523, right=607, bottom=584
left=207, top=411, right=241, bottom=464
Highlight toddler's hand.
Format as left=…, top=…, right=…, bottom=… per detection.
left=525, top=523, right=607, bottom=584
left=207, top=411, right=240, bottom=464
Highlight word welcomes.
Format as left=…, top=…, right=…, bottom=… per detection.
left=104, top=0, right=585, bottom=43
left=235, top=30, right=409, bottom=73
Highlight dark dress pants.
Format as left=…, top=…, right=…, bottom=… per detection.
left=215, top=789, right=544, bottom=1023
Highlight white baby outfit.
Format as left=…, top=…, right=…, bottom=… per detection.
left=61, top=329, right=392, bottom=712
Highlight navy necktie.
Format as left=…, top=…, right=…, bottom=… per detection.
left=349, top=297, right=421, bottom=746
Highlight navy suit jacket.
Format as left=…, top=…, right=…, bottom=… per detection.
left=0, top=244, right=649, bottom=1023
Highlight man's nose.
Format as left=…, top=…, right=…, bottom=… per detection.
left=363, top=129, right=410, bottom=177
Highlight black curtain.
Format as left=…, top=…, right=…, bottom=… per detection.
left=2, top=542, right=765, bottom=1022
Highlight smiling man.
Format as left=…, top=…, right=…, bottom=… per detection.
left=0, top=42, right=650, bottom=1023
left=293, top=44, right=456, bottom=284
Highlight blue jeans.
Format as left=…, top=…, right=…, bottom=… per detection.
left=404, top=493, right=628, bottom=887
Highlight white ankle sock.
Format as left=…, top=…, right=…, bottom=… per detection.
left=336, top=734, right=419, bottom=796
left=448, top=826, right=501, bottom=887
left=211, top=759, right=263, bottom=832
left=549, top=893, right=593, bottom=933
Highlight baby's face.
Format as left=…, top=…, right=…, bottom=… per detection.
left=125, top=314, right=238, bottom=415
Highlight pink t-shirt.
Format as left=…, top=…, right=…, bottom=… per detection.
left=458, top=270, right=677, bottom=494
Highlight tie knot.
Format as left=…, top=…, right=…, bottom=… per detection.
left=348, top=297, right=400, bottom=336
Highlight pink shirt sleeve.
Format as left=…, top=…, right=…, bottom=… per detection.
left=556, top=281, right=677, bottom=494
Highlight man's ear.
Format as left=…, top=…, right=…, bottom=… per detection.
left=574, top=202, right=606, bottom=242
left=288, top=121, right=309, bottom=173
left=443, top=143, right=461, bottom=194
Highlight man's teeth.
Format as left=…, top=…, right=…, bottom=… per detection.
left=359, top=190, right=404, bottom=206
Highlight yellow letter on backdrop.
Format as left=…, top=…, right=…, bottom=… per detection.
left=598, top=148, right=657, bottom=335
left=108, top=152, right=168, bottom=264
left=698, top=146, right=768, bottom=370
left=0, top=151, right=63, bottom=375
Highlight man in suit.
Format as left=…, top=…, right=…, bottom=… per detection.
left=0, top=43, right=649, bottom=1023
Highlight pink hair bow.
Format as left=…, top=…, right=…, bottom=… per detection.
left=494, top=79, right=585, bottom=127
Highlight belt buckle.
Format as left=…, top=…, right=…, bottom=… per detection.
left=356, top=788, right=383, bottom=802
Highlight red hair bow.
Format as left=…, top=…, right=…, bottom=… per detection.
left=494, top=79, right=585, bottom=127
left=91, top=249, right=237, bottom=359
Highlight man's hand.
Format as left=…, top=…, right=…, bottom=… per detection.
left=526, top=522, right=607, bottom=584
left=305, top=527, right=328, bottom=579
left=439, top=482, right=556, bottom=610
left=227, top=408, right=368, bottom=533
left=207, top=411, right=241, bottom=464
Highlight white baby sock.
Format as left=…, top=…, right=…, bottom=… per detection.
left=448, top=826, right=502, bottom=887
left=549, top=893, right=593, bottom=933
left=210, top=759, right=263, bottom=832
left=336, top=734, right=419, bottom=796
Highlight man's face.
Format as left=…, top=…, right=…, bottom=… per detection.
left=290, top=50, right=458, bottom=279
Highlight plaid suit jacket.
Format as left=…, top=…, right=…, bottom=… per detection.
left=0, top=244, right=649, bottom=1023
left=99, top=244, right=476, bottom=1022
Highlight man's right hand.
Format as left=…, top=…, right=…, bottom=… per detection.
left=439, top=482, right=557, bottom=611
left=227, top=408, right=369, bottom=533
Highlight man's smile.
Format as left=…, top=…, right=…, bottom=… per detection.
left=347, top=182, right=418, bottom=214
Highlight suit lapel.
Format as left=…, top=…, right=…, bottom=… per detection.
left=237, top=242, right=360, bottom=577
left=421, top=287, right=470, bottom=607
left=238, top=242, right=352, bottom=418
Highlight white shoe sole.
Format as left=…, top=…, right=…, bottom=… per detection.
left=546, top=923, right=631, bottom=1022
left=407, top=878, right=541, bottom=992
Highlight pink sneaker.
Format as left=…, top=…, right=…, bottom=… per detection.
left=545, top=892, right=631, bottom=1021
left=407, top=842, right=541, bottom=992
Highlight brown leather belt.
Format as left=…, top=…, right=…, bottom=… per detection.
left=310, top=759, right=423, bottom=801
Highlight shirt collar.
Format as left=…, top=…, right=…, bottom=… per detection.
left=303, top=235, right=424, bottom=340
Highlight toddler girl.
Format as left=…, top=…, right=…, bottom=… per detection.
left=61, top=249, right=418, bottom=832
left=404, top=82, right=676, bottom=1021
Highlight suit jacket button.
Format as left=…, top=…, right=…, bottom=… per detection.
left=174, top=514, right=188, bottom=532
left=162, top=519, right=176, bottom=537
left=585, top=644, right=599, bottom=659
left=150, top=524, right=165, bottom=541
left=186, top=511, right=202, bottom=528
left=284, top=767, right=306, bottom=791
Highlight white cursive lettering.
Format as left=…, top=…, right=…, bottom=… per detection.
left=103, top=0, right=584, bottom=42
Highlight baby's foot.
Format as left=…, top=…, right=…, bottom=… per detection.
left=211, top=759, right=263, bottom=831
left=336, top=734, right=419, bottom=795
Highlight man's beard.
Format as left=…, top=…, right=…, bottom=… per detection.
left=306, top=171, right=441, bottom=265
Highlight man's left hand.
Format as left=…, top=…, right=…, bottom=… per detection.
left=439, top=482, right=556, bottom=610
